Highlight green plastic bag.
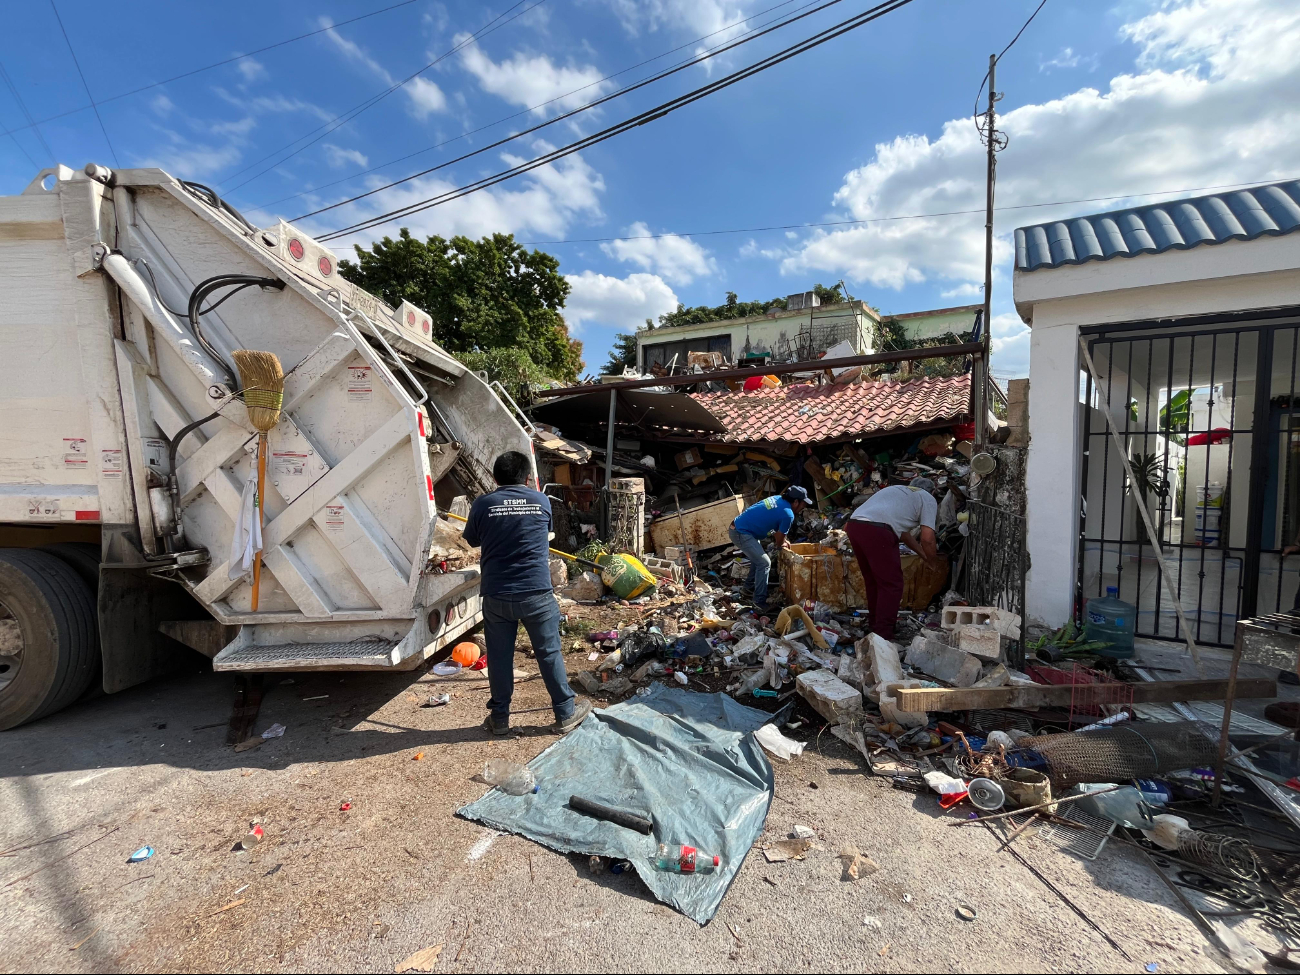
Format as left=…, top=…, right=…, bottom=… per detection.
left=597, top=553, right=657, bottom=599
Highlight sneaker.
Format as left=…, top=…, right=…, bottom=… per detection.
left=553, top=698, right=593, bottom=734
left=481, top=714, right=511, bottom=736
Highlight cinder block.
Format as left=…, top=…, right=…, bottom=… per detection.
left=989, top=608, right=1022, bottom=639
left=956, top=623, right=1002, bottom=661
left=796, top=669, right=864, bottom=724
left=941, top=606, right=997, bottom=630
left=905, top=635, right=981, bottom=687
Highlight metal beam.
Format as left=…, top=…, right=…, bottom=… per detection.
left=534, top=341, right=985, bottom=398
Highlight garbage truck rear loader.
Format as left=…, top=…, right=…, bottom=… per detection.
left=0, top=164, right=534, bottom=730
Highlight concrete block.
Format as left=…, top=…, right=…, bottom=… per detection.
left=796, top=669, right=864, bottom=725
left=905, top=635, right=981, bottom=687
left=989, top=608, right=1022, bottom=639
left=956, top=623, right=1002, bottom=661
left=562, top=570, right=604, bottom=601
left=941, top=606, right=997, bottom=630
left=549, top=556, right=569, bottom=588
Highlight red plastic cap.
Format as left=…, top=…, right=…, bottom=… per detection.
left=711, top=855, right=720, bottom=866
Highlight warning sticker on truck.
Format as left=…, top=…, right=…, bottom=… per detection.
left=272, top=451, right=309, bottom=477
left=324, top=504, right=345, bottom=533
left=63, top=438, right=88, bottom=467
left=347, top=366, right=373, bottom=401
left=100, top=448, right=123, bottom=478
left=27, top=498, right=59, bottom=518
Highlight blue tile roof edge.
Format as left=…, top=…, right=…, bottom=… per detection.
left=1015, top=180, right=1300, bottom=272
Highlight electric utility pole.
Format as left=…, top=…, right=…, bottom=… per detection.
left=975, top=53, right=1006, bottom=445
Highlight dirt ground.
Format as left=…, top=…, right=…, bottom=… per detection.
left=0, top=610, right=1293, bottom=974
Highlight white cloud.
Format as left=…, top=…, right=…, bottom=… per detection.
left=600, top=222, right=715, bottom=285
left=782, top=0, right=1300, bottom=298
left=563, top=271, right=679, bottom=335
left=456, top=36, right=613, bottom=115
left=323, top=144, right=369, bottom=168
left=320, top=18, right=447, bottom=119
left=941, top=282, right=982, bottom=299
left=138, top=136, right=244, bottom=179
left=607, top=0, right=754, bottom=41
left=308, top=140, right=604, bottom=246
left=1039, top=47, right=1082, bottom=72
left=237, top=58, right=266, bottom=83
left=150, top=94, right=173, bottom=116
left=211, top=117, right=256, bottom=138
left=991, top=312, right=1030, bottom=379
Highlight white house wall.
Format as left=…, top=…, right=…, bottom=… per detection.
left=1019, top=233, right=1300, bottom=632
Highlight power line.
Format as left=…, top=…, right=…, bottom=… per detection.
left=509, top=175, right=1300, bottom=245
left=50, top=0, right=118, bottom=166
left=221, top=0, right=544, bottom=194
left=974, top=0, right=1049, bottom=123
left=1, top=0, right=422, bottom=138
left=0, top=61, right=53, bottom=167
left=254, top=0, right=807, bottom=212
left=316, top=0, right=918, bottom=241
left=291, top=0, right=852, bottom=222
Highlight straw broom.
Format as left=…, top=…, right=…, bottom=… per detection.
left=231, top=351, right=284, bottom=611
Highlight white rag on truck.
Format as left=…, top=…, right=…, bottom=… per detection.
left=228, top=467, right=262, bottom=581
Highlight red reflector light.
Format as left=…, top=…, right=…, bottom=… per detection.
left=426, top=475, right=434, bottom=500
left=75, top=510, right=100, bottom=521
left=288, top=238, right=305, bottom=261
left=407, top=311, right=416, bottom=325
left=422, top=319, right=430, bottom=334
left=318, top=256, right=333, bottom=277
left=418, top=413, right=426, bottom=437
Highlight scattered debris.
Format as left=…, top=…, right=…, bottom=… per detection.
left=762, top=837, right=812, bottom=862
left=127, top=845, right=154, bottom=863
left=394, top=943, right=444, bottom=973
left=260, top=723, right=286, bottom=739
left=837, top=845, right=878, bottom=881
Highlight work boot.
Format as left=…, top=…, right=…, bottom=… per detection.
left=481, top=713, right=511, bottom=736
left=553, top=698, right=593, bottom=734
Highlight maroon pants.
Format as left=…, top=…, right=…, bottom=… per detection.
left=845, top=520, right=904, bottom=640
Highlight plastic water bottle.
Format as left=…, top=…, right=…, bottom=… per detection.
left=482, top=759, right=538, bottom=795
left=654, top=843, right=720, bottom=874
left=1083, top=586, right=1136, bottom=658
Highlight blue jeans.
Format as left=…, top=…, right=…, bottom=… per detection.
left=482, top=592, right=575, bottom=723
left=728, top=526, right=771, bottom=604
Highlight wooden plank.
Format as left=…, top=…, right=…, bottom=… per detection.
left=894, top=677, right=1278, bottom=713
left=803, top=457, right=838, bottom=496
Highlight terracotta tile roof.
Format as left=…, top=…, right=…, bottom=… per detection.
left=689, top=374, right=971, bottom=444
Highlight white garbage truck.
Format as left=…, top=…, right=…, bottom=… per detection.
left=0, top=163, right=535, bottom=729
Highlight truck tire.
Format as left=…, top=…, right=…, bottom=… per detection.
left=0, top=549, right=99, bottom=730
left=38, top=542, right=101, bottom=592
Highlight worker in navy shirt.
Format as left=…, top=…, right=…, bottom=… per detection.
left=462, top=451, right=591, bottom=736
left=728, top=486, right=810, bottom=610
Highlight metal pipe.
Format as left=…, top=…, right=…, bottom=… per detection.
left=100, top=250, right=229, bottom=392
left=533, top=341, right=986, bottom=398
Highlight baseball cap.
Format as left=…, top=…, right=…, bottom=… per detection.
left=910, top=477, right=936, bottom=493
left=783, top=485, right=812, bottom=504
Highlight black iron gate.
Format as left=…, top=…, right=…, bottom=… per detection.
left=1079, top=310, right=1300, bottom=647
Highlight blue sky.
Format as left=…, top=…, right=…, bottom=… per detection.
left=3, top=0, right=1296, bottom=379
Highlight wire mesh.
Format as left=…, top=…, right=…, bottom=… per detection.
left=1018, top=721, right=1221, bottom=789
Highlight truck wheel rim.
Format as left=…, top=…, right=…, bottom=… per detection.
left=0, top=605, right=22, bottom=694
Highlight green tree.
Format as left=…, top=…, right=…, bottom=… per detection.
left=338, top=229, right=583, bottom=381
left=604, top=331, right=640, bottom=374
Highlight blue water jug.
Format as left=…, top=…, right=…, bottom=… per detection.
left=1084, top=586, right=1136, bottom=658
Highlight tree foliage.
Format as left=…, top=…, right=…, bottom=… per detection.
left=603, top=331, right=640, bottom=374
left=338, top=229, right=583, bottom=381
left=648, top=283, right=848, bottom=331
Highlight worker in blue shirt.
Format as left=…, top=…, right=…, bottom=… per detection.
left=462, top=451, right=592, bottom=737
left=728, top=486, right=811, bottom=610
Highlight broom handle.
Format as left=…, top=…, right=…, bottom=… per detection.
left=251, top=433, right=267, bottom=611
left=440, top=511, right=602, bottom=570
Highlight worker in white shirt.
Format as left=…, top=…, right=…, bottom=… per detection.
left=844, top=478, right=943, bottom=641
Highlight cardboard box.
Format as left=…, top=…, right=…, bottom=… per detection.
left=552, top=463, right=571, bottom=486
left=675, top=447, right=703, bottom=470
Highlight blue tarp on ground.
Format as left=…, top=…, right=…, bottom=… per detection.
left=457, top=685, right=774, bottom=924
